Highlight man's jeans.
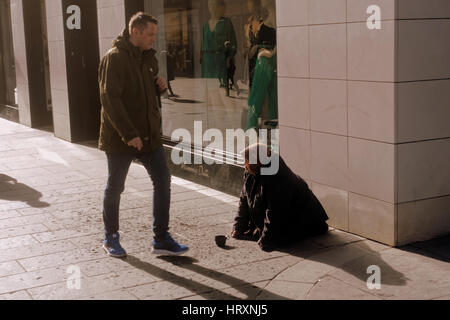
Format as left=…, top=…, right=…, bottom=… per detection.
left=102, top=147, right=171, bottom=241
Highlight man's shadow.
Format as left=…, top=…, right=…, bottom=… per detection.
left=124, top=229, right=408, bottom=300
left=0, top=174, right=49, bottom=208
left=124, top=255, right=290, bottom=300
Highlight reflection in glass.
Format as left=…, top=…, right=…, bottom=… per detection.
left=162, top=44, right=179, bottom=97
left=247, top=0, right=277, bottom=130
left=200, top=0, right=237, bottom=96
left=245, top=0, right=263, bottom=89
left=145, top=0, right=278, bottom=154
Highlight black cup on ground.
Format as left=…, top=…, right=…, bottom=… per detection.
left=215, top=235, right=227, bottom=248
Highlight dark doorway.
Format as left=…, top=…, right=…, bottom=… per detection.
left=21, top=0, right=53, bottom=128
left=40, top=0, right=53, bottom=123
left=61, top=0, right=101, bottom=142
left=0, top=0, right=18, bottom=121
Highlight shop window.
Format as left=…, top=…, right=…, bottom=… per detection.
left=144, top=0, right=278, bottom=157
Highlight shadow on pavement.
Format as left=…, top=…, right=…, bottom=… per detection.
left=399, top=234, right=450, bottom=263
left=124, top=255, right=290, bottom=300
left=0, top=174, right=50, bottom=208
left=277, top=231, right=409, bottom=287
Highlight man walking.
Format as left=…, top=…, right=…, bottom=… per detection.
left=98, top=13, right=188, bottom=258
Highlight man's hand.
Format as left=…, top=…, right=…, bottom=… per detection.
left=155, top=77, right=168, bottom=93
left=257, top=236, right=274, bottom=252
left=231, top=229, right=243, bottom=239
left=231, top=228, right=260, bottom=241
left=127, top=137, right=143, bottom=151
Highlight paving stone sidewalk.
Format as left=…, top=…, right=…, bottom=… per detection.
left=0, top=118, right=449, bottom=300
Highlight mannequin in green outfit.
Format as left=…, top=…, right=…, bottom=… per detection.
left=245, top=0, right=263, bottom=89
left=247, top=0, right=278, bottom=130
left=200, top=0, right=237, bottom=96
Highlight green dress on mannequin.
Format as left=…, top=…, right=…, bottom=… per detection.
left=247, top=23, right=278, bottom=130
left=201, top=17, right=237, bottom=85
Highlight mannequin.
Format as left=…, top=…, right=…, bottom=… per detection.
left=247, top=0, right=277, bottom=130
left=201, top=0, right=237, bottom=96
left=244, top=0, right=263, bottom=89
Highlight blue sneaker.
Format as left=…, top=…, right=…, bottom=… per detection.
left=152, top=233, right=189, bottom=256
left=103, top=233, right=127, bottom=258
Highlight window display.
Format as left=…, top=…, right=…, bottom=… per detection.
left=246, top=0, right=277, bottom=130
left=144, top=0, right=278, bottom=153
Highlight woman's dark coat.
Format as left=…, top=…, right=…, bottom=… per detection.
left=233, top=156, right=329, bottom=250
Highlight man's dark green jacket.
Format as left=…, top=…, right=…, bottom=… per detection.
left=98, top=29, right=162, bottom=154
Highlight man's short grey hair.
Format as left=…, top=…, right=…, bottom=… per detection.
left=129, top=12, right=158, bottom=33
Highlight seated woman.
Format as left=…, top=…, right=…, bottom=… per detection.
left=231, top=144, right=329, bottom=252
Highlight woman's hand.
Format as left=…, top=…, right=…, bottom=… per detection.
left=258, top=49, right=272, bottom=60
